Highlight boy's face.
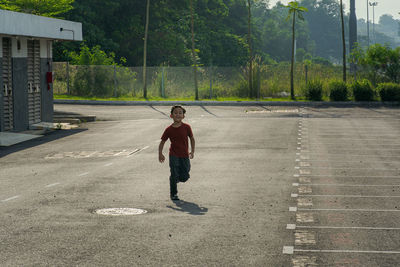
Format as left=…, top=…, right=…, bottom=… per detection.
left=170, top=107, right=185, bottom=123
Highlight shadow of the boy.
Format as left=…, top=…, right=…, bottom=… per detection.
left=167, top=200, right=208, bottom=216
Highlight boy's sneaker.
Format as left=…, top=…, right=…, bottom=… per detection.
left=171, top=194, right=180, bottom=201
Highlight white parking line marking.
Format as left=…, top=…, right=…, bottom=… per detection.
left=298, top=166, right=400, bottom=171
left=78, top=172, right=89, bottom=177
left=298, top=159, right=400, bottom=164
left=298, top=194, right=400, bottom=198
left=45, top=183, right=61, bottom=188
left=104, top=162, right=113, bottom=167
left=297, top=183, right=400, bottom=187
left=298, top=208, right=400, bottom=212
left=291, top=225, right=400, bottom=230
left=300, top=152, right=400, bottom=158
left=283, top=246, right=294, bottom=254
left=299, top=175, right=400, bottom=179
left=2, top=195, right=20, bottom=202
left=293, top=248, right=400, bottom=254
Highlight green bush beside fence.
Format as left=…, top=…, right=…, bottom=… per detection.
left=351, top=79, right=375, bottom=101
left=378, top=83, right=400, bottom=102
left=328, top=81, right=348, bottom=101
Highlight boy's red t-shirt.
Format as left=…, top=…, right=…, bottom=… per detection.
left=161, top=122, right=193, bottom=158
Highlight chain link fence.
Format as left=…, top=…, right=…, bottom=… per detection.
left=53, top=62, right=344, bottom=99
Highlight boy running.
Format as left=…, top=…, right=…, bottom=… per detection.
left=159, top=106, right=195, bottom=201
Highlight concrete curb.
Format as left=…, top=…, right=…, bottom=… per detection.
left=54, top=99, right=400, bottom=107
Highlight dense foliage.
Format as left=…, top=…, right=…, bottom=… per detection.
left=0, top=0, right=74, bottom=17
left=52, top=0, right=398, bottom=67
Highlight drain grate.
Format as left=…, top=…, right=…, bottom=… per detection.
left=95, top=208, right=147, bottom=216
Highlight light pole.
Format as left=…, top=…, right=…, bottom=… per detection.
left=367, top=0, right=370, bottom=47
left=369, top=1, right=378, bottom=44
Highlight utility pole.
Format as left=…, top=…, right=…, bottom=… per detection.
left=369, top=2, right=378, bottom=44
left=367, top=0, right=370, bottom=47
left=349, top=0, right=357, bottom=74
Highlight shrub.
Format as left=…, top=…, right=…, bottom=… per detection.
left=328, top=81, right=348, bottom=101
left=351, top=79, right=375, bottom=101
left=305, top=80, right=323, bottom=101
left=378, top=83, right=400, bottom=102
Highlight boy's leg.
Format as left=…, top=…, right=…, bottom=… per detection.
left=169, top=175, right=178, bottom=197
left=178, top=157, right=191, bottom=182
left=169, top=156, right=179, bottom=198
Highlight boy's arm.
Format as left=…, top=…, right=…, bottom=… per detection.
left=189, top=136, right=195, bottom=159
left=159, top=140, right=166, bottom=163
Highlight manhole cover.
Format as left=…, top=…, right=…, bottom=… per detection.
left=95, top=208, right=147, bottom=216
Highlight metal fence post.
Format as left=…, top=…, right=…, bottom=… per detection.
left=209, top=66, right=213, bottom=99
left=66, top=61, right=70, bottom=94
left=161, top=66, right=165, bottom=98
left=113, top=65, right=117, bottom=97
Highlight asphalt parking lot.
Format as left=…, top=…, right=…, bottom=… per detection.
left=0, top=103, right=399, bottom=266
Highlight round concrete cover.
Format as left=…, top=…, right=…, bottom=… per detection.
left=95, top=208, right=147, bottom=216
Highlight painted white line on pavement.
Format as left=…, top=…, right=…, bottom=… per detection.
left=298, top=166, right=400, bottom=171
left=2, top=195, right=20, bottom=202
left=298, top=194, right=400, bottom=198
left=299, top=175, right=400, bottom=179
left=126, top=146, right=150, bottom=158
left=104, top=162, right=113, bottom=167
left=45, top=183, right=61, bottom=188
left=298, top=208, right=400, bottom=212
left=288, top=224, right=400, bottom=230
left=299, top=148, right=400, bottom=152
left=78, top=172, right=90, bottom=177
left=299, top=152, right=400, bottom=158
left=297, top=159, right=400, bottom=164
left=307, top=143, right=400, bottom=146
left=293, top=248, right=400, bottom=254
left=297, top=183, right=400, bottom=187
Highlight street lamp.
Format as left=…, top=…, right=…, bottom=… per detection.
left=369, top=1, right=378, bottom=44
left=366, top=0, right=370, bottom=47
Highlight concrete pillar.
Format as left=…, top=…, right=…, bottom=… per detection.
left=40, top=39, right=53, bottom=122
left=12, top=37, right=28, bottom=131
left=0, top=37, right=3, bottom=131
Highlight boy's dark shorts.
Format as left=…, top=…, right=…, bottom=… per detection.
left=169, top=155, right=191, bottom=182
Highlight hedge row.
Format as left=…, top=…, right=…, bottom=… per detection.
left=304, top=80, right=400, bottom=102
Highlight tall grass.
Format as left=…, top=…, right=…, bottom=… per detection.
left=53, top=62, right=347, bottom=99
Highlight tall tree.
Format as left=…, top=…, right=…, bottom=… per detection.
left=349, top=0, right=357, bottom=76
left=285, top=1, right=308, bottom=100
left=339, top=0, right=346, bottom=82
left=190, top=0, right=199, bottom=100
left=247, top=0, right=253, bottom=98
left=143, top=0, right=150, bottom=98
left=0, top=0, right=74, bottom=17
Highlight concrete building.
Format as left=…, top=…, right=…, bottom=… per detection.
left=0, top=9, right=82, bottom=132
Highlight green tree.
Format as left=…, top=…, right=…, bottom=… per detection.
left=284, top=1, right=308, bottom=100
left=143, top=0, right=150, bottom=98
left=0, top=0, right=74, bottom=17
left=339, top=0, right=346, bottom=82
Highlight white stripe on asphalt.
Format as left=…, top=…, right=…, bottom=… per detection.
left=287, top=224, right=400, bottom=230
left=297, top=166, right=400, bottom=171
left=104, top=162, right=113, bottom=167
left=297, top=194, right=400, bottom=198
left=78, top=172, right=90, bottom=177
left=298, top=208, right=400, bottom=212
left=294, top=248, right=400, bottom=254
left=299, top=175, right=400, bottom=179
left=2, top=195, right=20, bottom=202
left=45, top=183, right=61, bottom=188
left=295, top=183, right=400, bottom=187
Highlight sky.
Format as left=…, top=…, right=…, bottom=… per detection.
left=268, top=0, right=400, bottom=21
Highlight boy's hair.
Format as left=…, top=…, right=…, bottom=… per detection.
left=171, top=105, right=186, bottom=114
